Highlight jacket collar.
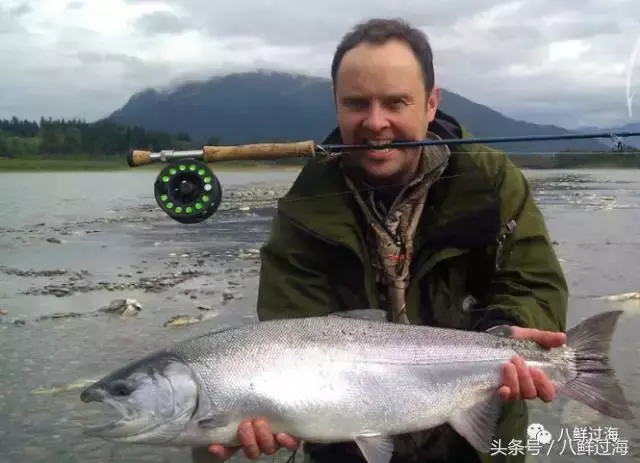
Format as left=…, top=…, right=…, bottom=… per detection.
left=276, top=109, right=501, bottom=256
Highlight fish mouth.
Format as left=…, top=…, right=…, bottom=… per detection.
left=82, top=398, right=159, bottom=439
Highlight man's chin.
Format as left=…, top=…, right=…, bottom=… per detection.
left=364, top=148, right=397, bottom=162
left=358, top=163, right=405, bottom=186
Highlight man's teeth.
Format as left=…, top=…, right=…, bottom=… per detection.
left=367, top=140, right=393, bottom=152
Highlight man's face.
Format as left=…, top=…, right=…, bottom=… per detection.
left=334, top=39, right=440, bottom=186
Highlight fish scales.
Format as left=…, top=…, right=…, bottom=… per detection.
left=173, top=317, right=521, bottom=442
left=79, top=310, right=634, bottom=463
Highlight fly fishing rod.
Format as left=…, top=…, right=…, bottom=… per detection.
left=127, top=130, right=640, bottom=224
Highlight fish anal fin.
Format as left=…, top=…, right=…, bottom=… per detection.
left=354, top=432, right=394, bottom=463
left=449, top=394, right=502, bottom=453
left=197, top=412, right=231, bottom=429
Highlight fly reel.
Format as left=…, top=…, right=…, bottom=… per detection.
left=153, top=159, right=222, bottom=224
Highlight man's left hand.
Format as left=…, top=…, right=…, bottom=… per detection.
left=498, top=327, right=566, bottom=403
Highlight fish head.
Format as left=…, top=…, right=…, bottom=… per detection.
left=80, top=352, right=199, bottom=444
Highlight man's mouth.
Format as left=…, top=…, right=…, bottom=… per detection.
left=365, top=139, right=394, bottom=152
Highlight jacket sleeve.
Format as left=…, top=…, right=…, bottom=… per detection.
left=256, top=210, right=337, bottom=322
left=472, top=153, right=568, bottom=333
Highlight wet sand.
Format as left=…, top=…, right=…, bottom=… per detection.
left=1, top=168, right=639, bottom=462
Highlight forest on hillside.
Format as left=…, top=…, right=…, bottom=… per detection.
left=0, top=116, right=215, bottom=158
left=0, top=116, right=638, bottom=169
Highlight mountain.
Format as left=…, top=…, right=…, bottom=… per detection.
left=575, top=122, right=640, bottom=148
left=106, top=70, right=608, bottom=155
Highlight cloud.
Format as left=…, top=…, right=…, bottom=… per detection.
left=134, top=11, right=191, bottom=35
left=1, top=0, right=640, bottom=129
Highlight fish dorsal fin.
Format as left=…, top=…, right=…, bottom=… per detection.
left=448, top=393, right=502, bottom=453
left=330, top=309, right=388, bottom=322
left=354, top=432, right=394, bottom=463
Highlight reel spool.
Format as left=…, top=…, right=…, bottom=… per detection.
left=153, top=159, right=222, bottom=224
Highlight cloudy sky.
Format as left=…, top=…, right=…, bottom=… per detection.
left=2, top=0, right=640, bottom=129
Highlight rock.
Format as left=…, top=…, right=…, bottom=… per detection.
left=47, top=286, right=72, bottom=297
left=46, top=237, right=63, bottom=244
left=163, top=314, right=203, bottom=328
left=14, top=319, right=26, bottom=326
left=21, top=269, right=211, bottom=297
left=238, top=206, right=251, bottom=212
left=163, top=311, right=217, bottom=328
left=0, top=266, right=68, bottom=277
left=99, top=298, right=142, bottom=316
left=36, top=312, right=86, bottom=321
left=196, top=306, right=216, bottom=312
left=51, top=312, right=83, bottom=319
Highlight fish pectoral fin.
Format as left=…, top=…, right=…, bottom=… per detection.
left=354, top=432, right=394, bottom=463
left=197, top=412, right=231, bottom=429
left=448, top=394, right=502, bottom=454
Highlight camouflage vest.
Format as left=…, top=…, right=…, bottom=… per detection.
left=342, top=132, right=457, bottom=460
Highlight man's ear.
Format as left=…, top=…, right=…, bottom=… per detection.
left=426, top=86, right=441, bottom=122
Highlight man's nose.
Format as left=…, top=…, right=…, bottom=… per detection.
left=362, top=104, right=390, bottom=132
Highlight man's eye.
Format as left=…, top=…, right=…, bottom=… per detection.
left=343, top=98, right=369, bottom=109
left=386, top=99, right=407, bottom=110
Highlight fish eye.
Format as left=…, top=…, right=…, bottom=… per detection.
left=110, top=381, right=134, bottom=397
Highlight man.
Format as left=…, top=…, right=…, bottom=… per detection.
left=206, top=17, right=568, bottom=463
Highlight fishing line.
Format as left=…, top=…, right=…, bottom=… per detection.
left=269, top=151, right=635, bottom=209
left=625, top=33, right=640, bottom=120
left=128, top=130, right=640, bottom=223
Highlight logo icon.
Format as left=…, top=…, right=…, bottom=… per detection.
left=527, top=423, right=553, bottom=445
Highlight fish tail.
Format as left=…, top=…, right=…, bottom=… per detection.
left=560, top=310, right=634, bottom=420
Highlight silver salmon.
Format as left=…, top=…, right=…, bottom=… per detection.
left=80, top=309, right=634, bottom=463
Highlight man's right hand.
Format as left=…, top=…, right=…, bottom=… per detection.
left=208, top=418, right=300, bottom=460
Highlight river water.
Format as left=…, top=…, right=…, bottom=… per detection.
left=0, top=167, right=639, bottom=462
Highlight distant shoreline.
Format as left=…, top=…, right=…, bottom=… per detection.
left=0, top=157, right=305, bottom=172
left=0, top=152, right=639, bottom=172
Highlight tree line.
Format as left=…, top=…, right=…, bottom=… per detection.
left=1, top=115, right=638, bottom=169
left=0, top=116, right=220, bottom=159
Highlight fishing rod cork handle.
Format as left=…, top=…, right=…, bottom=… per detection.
left=128, top=149, right=153, bottom=167
left=201, top=140, right=316, bottom=161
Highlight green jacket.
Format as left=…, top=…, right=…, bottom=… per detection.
left=256, top=110, right=568, bottom=463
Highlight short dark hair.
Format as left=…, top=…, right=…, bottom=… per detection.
left=331, top=18, right=435, bottom=94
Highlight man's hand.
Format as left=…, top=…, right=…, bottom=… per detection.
left=498, top=326, right=566, bottom=403
left=208, top=418, right=299, bottom=460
